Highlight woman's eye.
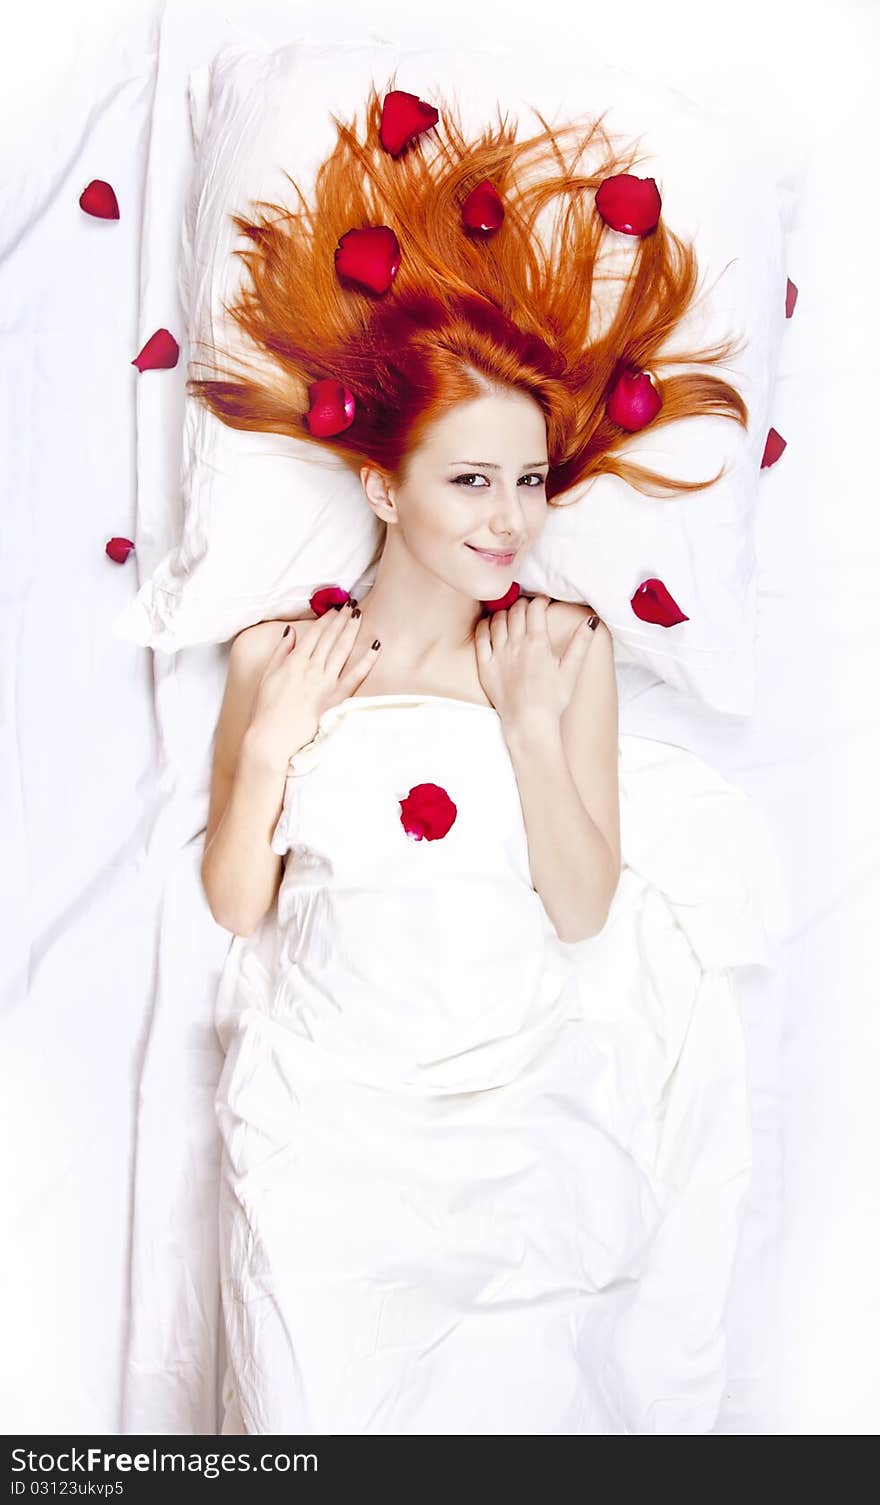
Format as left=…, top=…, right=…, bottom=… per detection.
left=453, top=473, right=545, bottom=488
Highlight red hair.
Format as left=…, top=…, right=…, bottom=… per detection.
left=187, top=75, right=748, bottom=507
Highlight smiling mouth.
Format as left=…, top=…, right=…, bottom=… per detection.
left=465, top=545, right=517, bottom=560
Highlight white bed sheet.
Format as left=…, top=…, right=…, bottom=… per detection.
left=2, top=0, right=877, bottom=1436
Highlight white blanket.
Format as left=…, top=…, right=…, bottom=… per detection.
left=212, top=698, right=786, bottom=1434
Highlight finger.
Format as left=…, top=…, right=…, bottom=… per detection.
left=537, top=598, right=554, bottom=649
left=276, top=622, right=296, bottom=652
left=505, top=598, right=527, bottom=644
left=561, top=615, right=594, bottom=671
left=489, top=608, right=508, bottom=647
left=324, top=606, right=365, bottom=678
left=526, top=594, right=551, bottom=622
left=344, top=641, right=383, bottom=689
left=311, top=600, right=357, bottom=667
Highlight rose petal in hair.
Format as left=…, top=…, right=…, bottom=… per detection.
left=379, top=90, right=440, bottom=157
left=306, top=378, right=357, bottom=437
left=461, top=179, right=505, bottom=233
left=334, top=225, right=401, bottom=295
left=631, top=577, right=689, bottom=627
left=595, top=173, right=662, bottom=235
left=607, top=368, right=662, bottom=432
left=79, top=179, right=120, bottom=219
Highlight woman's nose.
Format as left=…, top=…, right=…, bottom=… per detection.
left=492, top=488, right=527, bottom=535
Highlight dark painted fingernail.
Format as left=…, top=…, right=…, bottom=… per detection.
left=588, top=614, right=599, bottom=630
left=351, top=607, right=361, bottom=618
left=282, top=625, right=290, bottom=638
left=371, top=639, right=381, bottom=650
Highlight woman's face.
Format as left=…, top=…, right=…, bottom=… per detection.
left=363, top=387, right=550, bottom=591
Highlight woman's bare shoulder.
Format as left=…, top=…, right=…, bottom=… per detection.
left=231, top=613, right=317, bottom=668
left=544, top=598, right=604, bottom=656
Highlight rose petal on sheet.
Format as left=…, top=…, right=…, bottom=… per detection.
left=105, top=536, right=135, bottom=564
left=761, top=427, right=787, bottom=468
left=399, top=782, right=457, bottom=841
left=131, top=328, right=179, bottom=371
left=79, top=179, right=120, bottom=219
left=631, top=577, right=689, bottom=627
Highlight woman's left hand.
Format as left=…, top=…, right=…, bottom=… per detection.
left=474, top=595, right=597, bottom=733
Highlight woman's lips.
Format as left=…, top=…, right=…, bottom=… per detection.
left=465, top=544, right=516, bottom=565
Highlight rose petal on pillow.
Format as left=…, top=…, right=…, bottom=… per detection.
left=379, top=90, right=440, bottom=157
left=631, top=577, right=689, bottom=626
left=607, top=368, right=662, bottom=432
left=105, top=536, right=135, bottom=563
left=399, top=782, right=457, bottom=841
left=310, top=586, right=352, bottom=615
left=595, top=174, right=662, bottom=235
left=461, top=179, right=505, bottom=233
left=482, top=583, right=521, bottom=612
left=335, top=226, right=401, bottom=295
left=306, top=379, right=356, bottom=437
left=79, top=179, right=120, bottom=219
left=785, top=278, right=798, bottom=318
left=131, top=329, right=180, bottom=371
left=761, top=427, right=786, bottom=468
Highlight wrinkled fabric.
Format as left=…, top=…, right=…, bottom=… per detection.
left=214, top=694, right=785, bottom=1435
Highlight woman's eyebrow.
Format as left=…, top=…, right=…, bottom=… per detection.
left=449, top=459, right=549, bottom=469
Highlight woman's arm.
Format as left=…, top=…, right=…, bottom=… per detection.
left=503, top=606, right=621, bottom=944
left=201, top=621, right=290, bottom=937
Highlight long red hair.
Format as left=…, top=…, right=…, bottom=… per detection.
left=186, top=75, right=748, bottom=507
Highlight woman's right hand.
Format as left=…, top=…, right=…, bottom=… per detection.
left=246, top=602, right=382, bottom=772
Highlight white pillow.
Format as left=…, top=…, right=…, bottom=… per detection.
left=113, top=37, right=794, bottom=714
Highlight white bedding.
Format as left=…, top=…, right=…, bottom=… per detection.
left=215, top=703, right=783, bottom=1434
left=2, top=0, right=877, bottom=1436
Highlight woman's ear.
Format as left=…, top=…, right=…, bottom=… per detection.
left=361, top=464, right=396, bottom=522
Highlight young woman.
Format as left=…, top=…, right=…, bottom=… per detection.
left=192, top=80, right=747, bottom=1433
left=202, top=383, right=618, bottom=946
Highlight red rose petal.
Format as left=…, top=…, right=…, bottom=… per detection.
left=306, top=378, right=356, bottom=437
left=482, top=582, right=521, bottom=612
left=131, top=329, right=180, bottom=371
left=379, top=90, right=440, bottom=157
left=310, top=586, right=352, bottom=616
left=761, top=427, right=787, bottom=468
left=785, top=278, right=798, bottom=318
left=79, top=179, right=120, bottom=219
left=399, top=782, right=457, bottom=841
left=607, top=368, right=661, bottom=432
left=335, top=226, right=401, bottom=295
left=595, top=174, right=662, bottom=235
left=461, top=179, right=505, bottom=233
left=631, top=577, right=688, bottom=627
left=105, top=536, right=135, bottom=563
